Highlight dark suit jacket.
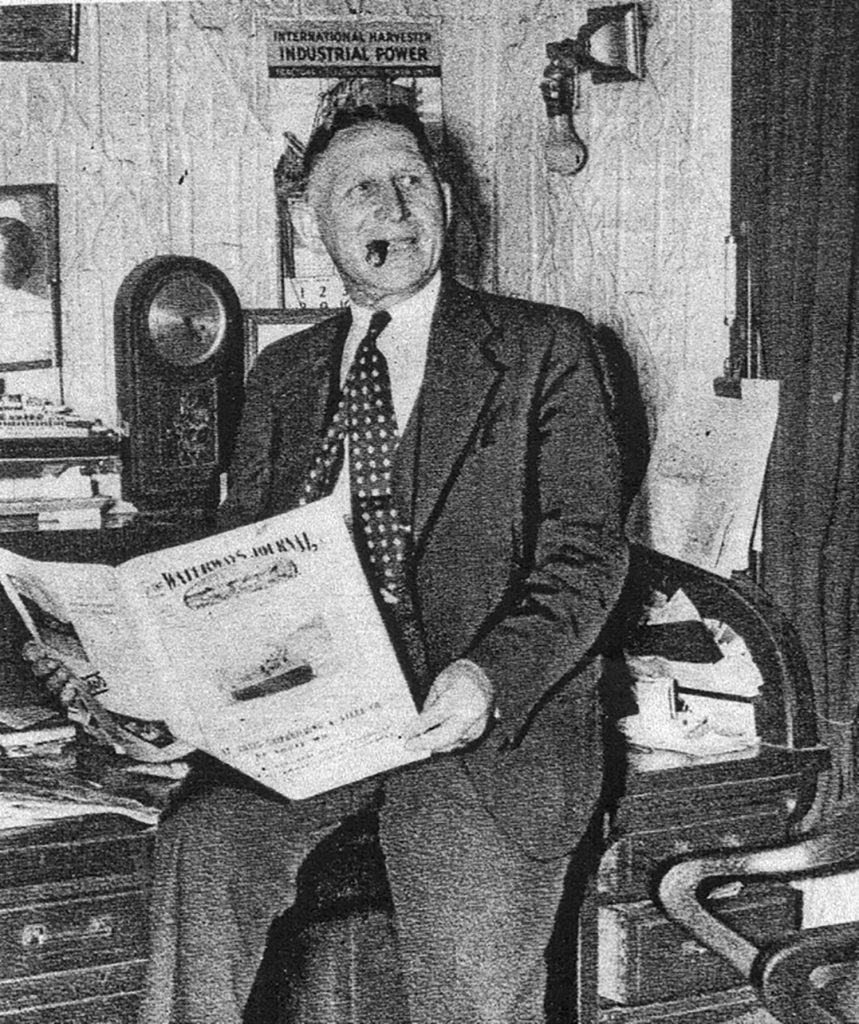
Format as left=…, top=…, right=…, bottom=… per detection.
left=220, top=277, right=629, bottom=860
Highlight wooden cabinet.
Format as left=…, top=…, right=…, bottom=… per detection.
left=577, top=744, right=828, bottom=1024
left=0, top=815, right=152, bottom=1023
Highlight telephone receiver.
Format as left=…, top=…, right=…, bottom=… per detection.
left=540, top=3, right=646, bottom=176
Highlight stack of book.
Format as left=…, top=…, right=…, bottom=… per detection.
left=0, top=389, right=122, bottom=531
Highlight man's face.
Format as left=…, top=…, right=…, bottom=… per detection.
left=305, top=123, right=450, bottom=309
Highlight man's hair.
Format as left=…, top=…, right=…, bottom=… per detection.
left=0, top=217, right=37, bottom=288
left=302, top=104, right=438, bottom=181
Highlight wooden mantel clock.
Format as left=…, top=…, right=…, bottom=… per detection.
left=114, top=255, right=244, bottom=523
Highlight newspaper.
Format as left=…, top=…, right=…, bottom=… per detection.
left=0, top=497, right=427, bottom=799
left=628, top=376, right=780, bottom=578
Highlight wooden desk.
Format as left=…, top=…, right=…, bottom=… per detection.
left=0, top=742, right=827, bottom=1024
left=0, top=525, right=178, bottom=1022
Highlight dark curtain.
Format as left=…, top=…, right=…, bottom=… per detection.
left=734, top=1, right=859, bottom=799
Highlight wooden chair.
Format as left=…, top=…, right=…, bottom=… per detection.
left=658, top=803, right=859, bottom=1024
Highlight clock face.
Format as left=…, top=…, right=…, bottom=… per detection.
left=147, top=272, right=227, bottom=367
left=283, top=275, right=349, bottom=312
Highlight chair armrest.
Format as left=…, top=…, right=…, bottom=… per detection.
left=758, top=921, right=859, bottom=1024
left=658, top=817, right=859, bottom=977
left=658, top=810, right=859, bottom=1023
left=659, top=854, right=761, bottom=976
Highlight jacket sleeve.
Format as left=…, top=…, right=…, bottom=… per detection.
left=466, top=314, right=630, bottom=741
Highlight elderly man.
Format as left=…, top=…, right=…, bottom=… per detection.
left=132, top=103, right=628, bottom=1024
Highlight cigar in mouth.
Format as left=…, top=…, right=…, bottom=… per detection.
left=366, top=240, right=389, bottom=267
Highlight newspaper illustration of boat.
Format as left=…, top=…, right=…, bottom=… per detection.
left=226, top=613, right=336, bottom=703
left=182, top=556, right=301, bottom=610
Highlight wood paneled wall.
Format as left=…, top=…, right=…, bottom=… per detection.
left=0, top=0, right=730, bottom=436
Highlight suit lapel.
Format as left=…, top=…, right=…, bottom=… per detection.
left=277, top=312, right=350, bottom=502
left=411, top=280, right=508, bottom=548
left=309, top=311, right=351, bottom=427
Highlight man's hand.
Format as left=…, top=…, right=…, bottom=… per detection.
left=22, top=640, right=81, bottom=707
left=404, top=659, right=495, bottom=754
left=21, top=641, right=192, bottom=763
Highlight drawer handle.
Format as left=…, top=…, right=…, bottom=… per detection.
left=20, top=923, right=48, bottom=947
left=86, top=915, right=115, bottom=937
left=19, top=915, right=115, bottom=949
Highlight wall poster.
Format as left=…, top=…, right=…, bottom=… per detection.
left=265, top=20, right=443, bottom=312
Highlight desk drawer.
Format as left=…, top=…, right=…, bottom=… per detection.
left=598, top=884, right=799, bottom=1006
left=598, top=985, right=761, bottom=1023
left=0, top=824, right=151, bottom=892
left=0, top=887, right=147, bottom=979
left=598, top=810, right=786, bottom=901
left=0, top=990, right=140, bottom=1023
left=0, top=959, right=145, bottom=1015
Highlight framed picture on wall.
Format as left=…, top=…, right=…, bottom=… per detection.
left=0, top=183, right=62, bottom=373
left=0, top=5, right=80, bottom=62
left=242, top=308, right=338, bottom=377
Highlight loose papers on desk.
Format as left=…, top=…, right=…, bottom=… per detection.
left=0, top=497, right=427, bottom=799
left=628, top=376, right=780, bottom=577
left=0, top=761, right=160, bottom=828
left=618, top=586, right=764, bottom=757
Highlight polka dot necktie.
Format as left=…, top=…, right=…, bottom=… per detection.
left=302, top=310, right=407, bottom=603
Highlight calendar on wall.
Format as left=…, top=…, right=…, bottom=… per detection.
left=265, top=20, right=443, bottom=312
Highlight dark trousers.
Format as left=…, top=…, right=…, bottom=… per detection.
left=138, top=758, right=571, bottom=1024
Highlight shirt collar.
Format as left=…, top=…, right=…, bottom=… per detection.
left=349, top=271, right=442, bottom=337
